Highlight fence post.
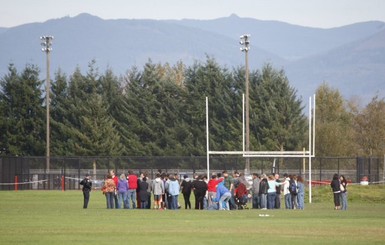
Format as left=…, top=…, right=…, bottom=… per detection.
left=15, top=175, right=18, bottom=192
left=61, top=176, right=65, bottom=192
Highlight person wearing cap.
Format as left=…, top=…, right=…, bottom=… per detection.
left=80, top=174, right=92, bottom=209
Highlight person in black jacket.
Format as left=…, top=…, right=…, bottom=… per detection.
left=80, top=174, right=92, bottom=209
left=180, top=175, right=192, bottom=209
left=138, top=177, right=150, bottom=209
left=192, top=175, right=208, bottom=210
left=330, top=173, right=341, bottom=210
left=259, top=174, right=268, bottom=209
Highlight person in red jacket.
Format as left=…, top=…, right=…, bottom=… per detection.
left=109, top=169, right=119, bottom=208
left=207, top=173, right=223, bottom=207
left=127, top=170, right=138, bottom=209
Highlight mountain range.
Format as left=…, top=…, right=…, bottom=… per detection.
left=0, top=13, right=384, bottom=103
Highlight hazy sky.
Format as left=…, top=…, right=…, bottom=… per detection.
left=1, top=0, right=385, bottom=28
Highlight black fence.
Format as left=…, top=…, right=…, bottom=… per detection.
left=0, top=156, right=383, bottom=190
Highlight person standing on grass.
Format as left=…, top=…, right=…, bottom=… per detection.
left=296, top=176, right=305, bottom=210
left=167, top=175, right=180, bottom=210
left=207, top=173, right=223, bottom=208
left=117, top=173, right=129, bottom=209
left=283, top=173, right=292, bottom=209
left=259, top=174, right=268, bottom=210
left=340, top=175, right=348, bottom=210
left=127, top=170, right=138, bottom=209
left=267, top=175, right=283, bottom=209
left=330, top=173, right=341, bottom=210
left=290, top=175, right=298, bottom=209
left=138, top=176, right=149, bottom=209
left=251, top=173, right=260, bottom=209
left=144, top=172, right=152, bottom=209
left=192, top=175, right=208, bottom=210
left=152, top=173, right=165, bottom=209
left=180, top=174, right=192, bottom=209
left=274, top=173, right=282, bottom=209
left=80, top=174, right=92, bottom=209
left=109, top=170, right=119, bottom=208
left=102, top=174, right=116, bottom=209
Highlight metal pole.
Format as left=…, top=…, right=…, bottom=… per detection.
left=206, top=97, right=210, bottom=180
left=313, top=94, right=316, bottom=156
left=240, top=34, right=251, bottom=174
left=41, top=36, right=53, bottom=173
left=309, top=96, right=312, bottom=203
left=46, top=48, right=50, bottom=173
left=242, top=93, right=245, bottom=153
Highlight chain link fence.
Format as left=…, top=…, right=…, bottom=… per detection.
left=1, top=156, right=383, bottom=190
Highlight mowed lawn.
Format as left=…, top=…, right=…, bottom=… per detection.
left=1, top=186, right=385, bottom=245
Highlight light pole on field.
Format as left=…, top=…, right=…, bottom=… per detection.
left=40, top=35, right=53, bottom=173
left=240, top=34, right=250, bottom=174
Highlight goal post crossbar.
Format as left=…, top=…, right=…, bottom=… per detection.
left=209, top=151, right=311, bottom=155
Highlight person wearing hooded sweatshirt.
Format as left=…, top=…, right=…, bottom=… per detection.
left=152, top=173, right=164, bottom=209
left=180, top=175, right=192, bottom=209
left=167, top=175, right=180, bottom=210
left=215, top=181, right=231, bottom=210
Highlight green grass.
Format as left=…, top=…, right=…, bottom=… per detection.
left=1, top=186, right=385, bottom=245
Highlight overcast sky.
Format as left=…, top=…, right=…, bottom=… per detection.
left=1, top=0, right=385, bottom=28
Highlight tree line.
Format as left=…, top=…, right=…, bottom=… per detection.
left=0, top=58, right=384, bottom=157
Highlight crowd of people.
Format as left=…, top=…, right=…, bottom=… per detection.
left=330, top=174, right=348, bottom=210
left=80, top=169, right=311, bottom=211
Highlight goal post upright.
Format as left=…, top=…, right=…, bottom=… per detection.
left=308, top=96, right=312, bottom=204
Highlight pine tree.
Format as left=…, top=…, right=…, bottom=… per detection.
left=0, top=64, right=45, bottom=156
left=254, top=64, right=306, bottom=151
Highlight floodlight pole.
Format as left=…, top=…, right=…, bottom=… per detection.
left=240, top=34, right=251, bottom=174
left=41, top=36, right=53, bottom=173
left=206, top=97, right=210, bottom=180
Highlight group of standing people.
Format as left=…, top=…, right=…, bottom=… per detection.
left=330, top=174, right=348, bottom=210
left=83, top=169, right=360, bottom=212
left=101, top=170, right=182, bottom=210
left=79, top=169, right=309, bottom=211
left=251, top=173, right=305, bottom=210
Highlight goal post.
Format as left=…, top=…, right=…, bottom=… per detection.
left=205, top=94, right=316, bottom=203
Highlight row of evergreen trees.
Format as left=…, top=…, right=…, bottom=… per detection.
left=0, top=58, right=308, bottom=157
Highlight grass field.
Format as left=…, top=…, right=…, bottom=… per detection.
left=1, top=185, right=385, bottom=245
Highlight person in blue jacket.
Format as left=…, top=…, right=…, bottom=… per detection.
left=215, top=181, right=231, bottom=210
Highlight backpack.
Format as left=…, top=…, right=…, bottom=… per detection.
left=289, top=181, right=297, bottom=195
